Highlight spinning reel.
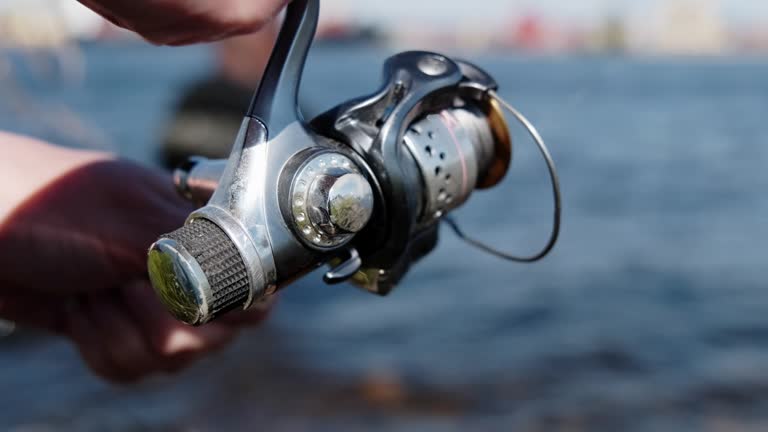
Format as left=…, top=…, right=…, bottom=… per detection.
left=147, top=0, right=561, bottom=325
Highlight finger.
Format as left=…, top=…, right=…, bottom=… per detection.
left=82, top=294, right=162, bottom=383
left=218, top=294, right=277, bottom=327
left=65, top=297, right=114, bottom=381
left=121, top=282, right=236, bottom=362
left=0, top=293, right=68, bottom=334
left=141, top=0, right=289, bottom=46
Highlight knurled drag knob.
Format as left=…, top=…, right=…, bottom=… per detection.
left=147, top=218, right=251, bottom=326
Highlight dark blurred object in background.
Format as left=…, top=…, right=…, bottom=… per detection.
left=160, top=23, right=278, bottom=169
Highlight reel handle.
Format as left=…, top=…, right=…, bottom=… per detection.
left=247, top=0, right=318, bottom=134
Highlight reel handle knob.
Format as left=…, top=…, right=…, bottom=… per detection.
left=148, top=218, right=255, bottom=326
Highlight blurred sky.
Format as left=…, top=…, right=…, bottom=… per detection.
left=3, top=0, right=768, bottom=28
left=322, top=0, right=767, bottom=26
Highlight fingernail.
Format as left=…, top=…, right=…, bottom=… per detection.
left=163, top=328, right=205, bottom=354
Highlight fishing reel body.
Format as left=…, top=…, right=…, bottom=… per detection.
left=148, top=0, right=558, bottom=326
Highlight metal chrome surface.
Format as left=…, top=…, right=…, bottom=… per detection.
left=147, top=238, right=211, bottom=325
left=312, top=51, right=467, bottom=294
left=323, top=248, right=363, bottom=284
left=157, top=0, right=325, bottom=316
left=403, top=110, right=480, bottom=222
left=328, top=173, right=374, bottom=234
left=247, top=0, right=318, bottom=133
left=290, top=152, right=372, bottom=249
left=417, top=54, right=450, bottom=76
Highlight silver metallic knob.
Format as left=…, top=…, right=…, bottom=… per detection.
left=291, top=153, right=374, bottom=248
left=148, top=218, right=252, bottom=326
left=325, top=173, right=374, bottom=233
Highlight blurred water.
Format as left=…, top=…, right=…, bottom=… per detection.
left=2, top=44, right=768, bottom=431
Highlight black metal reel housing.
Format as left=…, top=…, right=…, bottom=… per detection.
left=312, top=52, right=500, bottom=295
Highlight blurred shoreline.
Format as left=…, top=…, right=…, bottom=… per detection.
left=2, top=0, right=768, bottom=57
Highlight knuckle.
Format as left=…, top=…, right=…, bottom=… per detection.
left=219, top=5, right=272, bottom=34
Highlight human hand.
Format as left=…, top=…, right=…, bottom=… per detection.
left=77, top=0, right=289, bottom=45
left=0, top=138, right=271, bottom=383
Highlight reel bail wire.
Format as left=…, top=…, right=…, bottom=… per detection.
left=444, top=90, right=562, bottom=263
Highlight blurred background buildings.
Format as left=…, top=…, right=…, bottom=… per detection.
left=1, top=0, right=768, bottom=55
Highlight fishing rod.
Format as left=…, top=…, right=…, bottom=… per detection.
left=147, top=0, right=562, bottom=325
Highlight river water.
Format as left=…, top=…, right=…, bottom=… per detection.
left=1, top=44, right=768, bottom=431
